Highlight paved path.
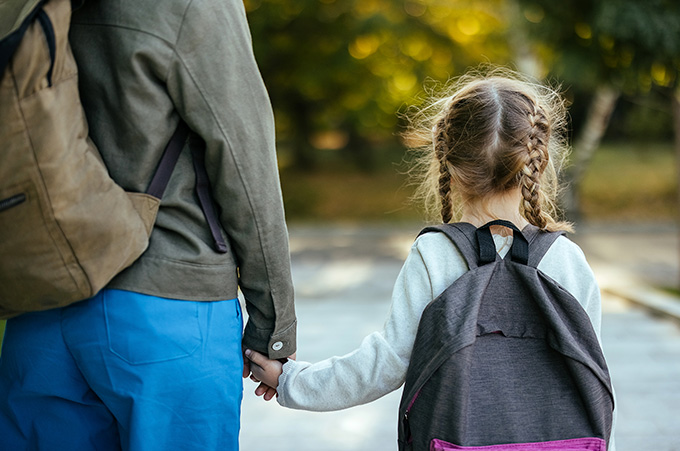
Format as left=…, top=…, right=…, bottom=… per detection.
left=572, top=222, right=679, bottom=292
left=240, top=223, right=680, bottom=451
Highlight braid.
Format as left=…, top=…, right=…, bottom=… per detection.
left=435, top=116, right=454, bottom=223
left=406, top=70, right=574, bottom=232
left=520, top=103, right=551, bottom=229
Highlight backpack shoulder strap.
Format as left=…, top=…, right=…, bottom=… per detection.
left=523, top=224, right=566, bottom=268
left=146, top=120, right=189, bottom=199
left=146, top=120, right=227, bottom=254
left=418, top=223, right=566, bottom=269
left=190, top=140, right=228, bottom=254
left=418, top=222, right=480, bottom=269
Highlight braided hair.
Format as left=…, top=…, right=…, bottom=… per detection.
left=519, top=97, right=552, bottom=229
left=407, top=68, right=572, bottom=232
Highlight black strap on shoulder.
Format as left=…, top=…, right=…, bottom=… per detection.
left=419, top=219, right=536, bottom=268
left=476, top=219, right=529, bottom=266
left=419, top=220, right=565, bottom=269
left=146, top=121, right=189, bottom=199
left=146, top=120, right=227, bottom=254
left=191, top=145, right=228, bottom=254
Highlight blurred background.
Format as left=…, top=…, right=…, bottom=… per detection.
left=3, top=0, right=680, bottom=448
left=239, top=1, right=680, bottom=449
left=244, top=0, right=679, bottom=227
left=2, top=0, right=678, bottom=342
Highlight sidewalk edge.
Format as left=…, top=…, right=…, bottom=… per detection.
left=603, top=285, right=680, bottom=325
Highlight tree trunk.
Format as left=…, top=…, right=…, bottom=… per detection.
left=562, top=85, right=620, bottom=221
left=671, top=90, right=680, bottom=287
left=504, top=0, right=542, bottom=79
left=290, top=98, right=317, bottom=172
left=346, top=129, right=375, bottom=172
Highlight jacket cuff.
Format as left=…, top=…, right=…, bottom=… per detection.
left=243, top=319, right=297, bottom=359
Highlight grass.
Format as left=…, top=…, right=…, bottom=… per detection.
left=280, top=141, right=677, bottom=224
left=661, top=286, right=680, bottom=297
left=280, top=164, right=422, bottom=223
left=659, top=285, right=680, bottom=304
left=580, top=142, right=677, bottom=222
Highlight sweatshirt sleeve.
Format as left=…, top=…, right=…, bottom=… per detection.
left=277, top=232, right=469, bottom=411
left=166, top=0, right=295, bottom=358
left=276, top=240, right=428, bottom=411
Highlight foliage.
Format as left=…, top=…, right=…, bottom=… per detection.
left=280, top=167, right=420, bottom=222
left=516, top=0, right=680, bottom=94
left=580, top=142, right=677, bottom=221
left=243, top=0, right=680, bottom=173
left=244, top=0, right=516, bottom=169
left=513, top=0, right=680, bottom=221
left=606, top=89, right=675, bottom=141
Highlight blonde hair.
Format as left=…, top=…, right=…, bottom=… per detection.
left=406, top=67, right=573, bottom=232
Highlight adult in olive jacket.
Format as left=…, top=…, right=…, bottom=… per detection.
left=0, top=0, right=296, bottom=449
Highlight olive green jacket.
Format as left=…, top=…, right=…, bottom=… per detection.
left=69, top=0, right=296, bottom=358
left=0, top=0, right=42, bottom=39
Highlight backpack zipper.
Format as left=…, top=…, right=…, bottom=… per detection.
left=403, top=389, right=422, bottom=445
left=0, top=193, right=27, bottom=212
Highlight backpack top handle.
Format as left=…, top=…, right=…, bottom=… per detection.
left=475, top=219, right=529, bottom=266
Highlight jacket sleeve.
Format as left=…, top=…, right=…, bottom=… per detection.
left=166, top=0, right=295, bottom=359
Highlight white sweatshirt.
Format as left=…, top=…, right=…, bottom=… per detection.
left=277, top=231, right=616, bottom=448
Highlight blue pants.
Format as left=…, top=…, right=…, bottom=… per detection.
left=0, top=289, right=244, bottom=450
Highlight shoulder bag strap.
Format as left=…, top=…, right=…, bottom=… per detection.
left=146, top=120, right=228, bottom=254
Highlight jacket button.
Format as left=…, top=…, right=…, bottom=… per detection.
left=272, top=341, right=283, bottom=351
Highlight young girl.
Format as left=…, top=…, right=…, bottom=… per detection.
left=245, top=69, right=616, bottom=449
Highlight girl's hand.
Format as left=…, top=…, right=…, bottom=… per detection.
left=245, top=349, right=284, bottom=392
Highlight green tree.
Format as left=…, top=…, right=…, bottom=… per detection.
left=245, top=0, right=513, bottom=171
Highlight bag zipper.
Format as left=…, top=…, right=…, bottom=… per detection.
left=0, top=193, right=27, bottom=212
left=403, top=389, right=422, bottom=445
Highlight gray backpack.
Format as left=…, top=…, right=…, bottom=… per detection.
left=398, top=220, right=614, bottom=451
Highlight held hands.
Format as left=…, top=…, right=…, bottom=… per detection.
left=243, top=349, right=291, bottom=401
